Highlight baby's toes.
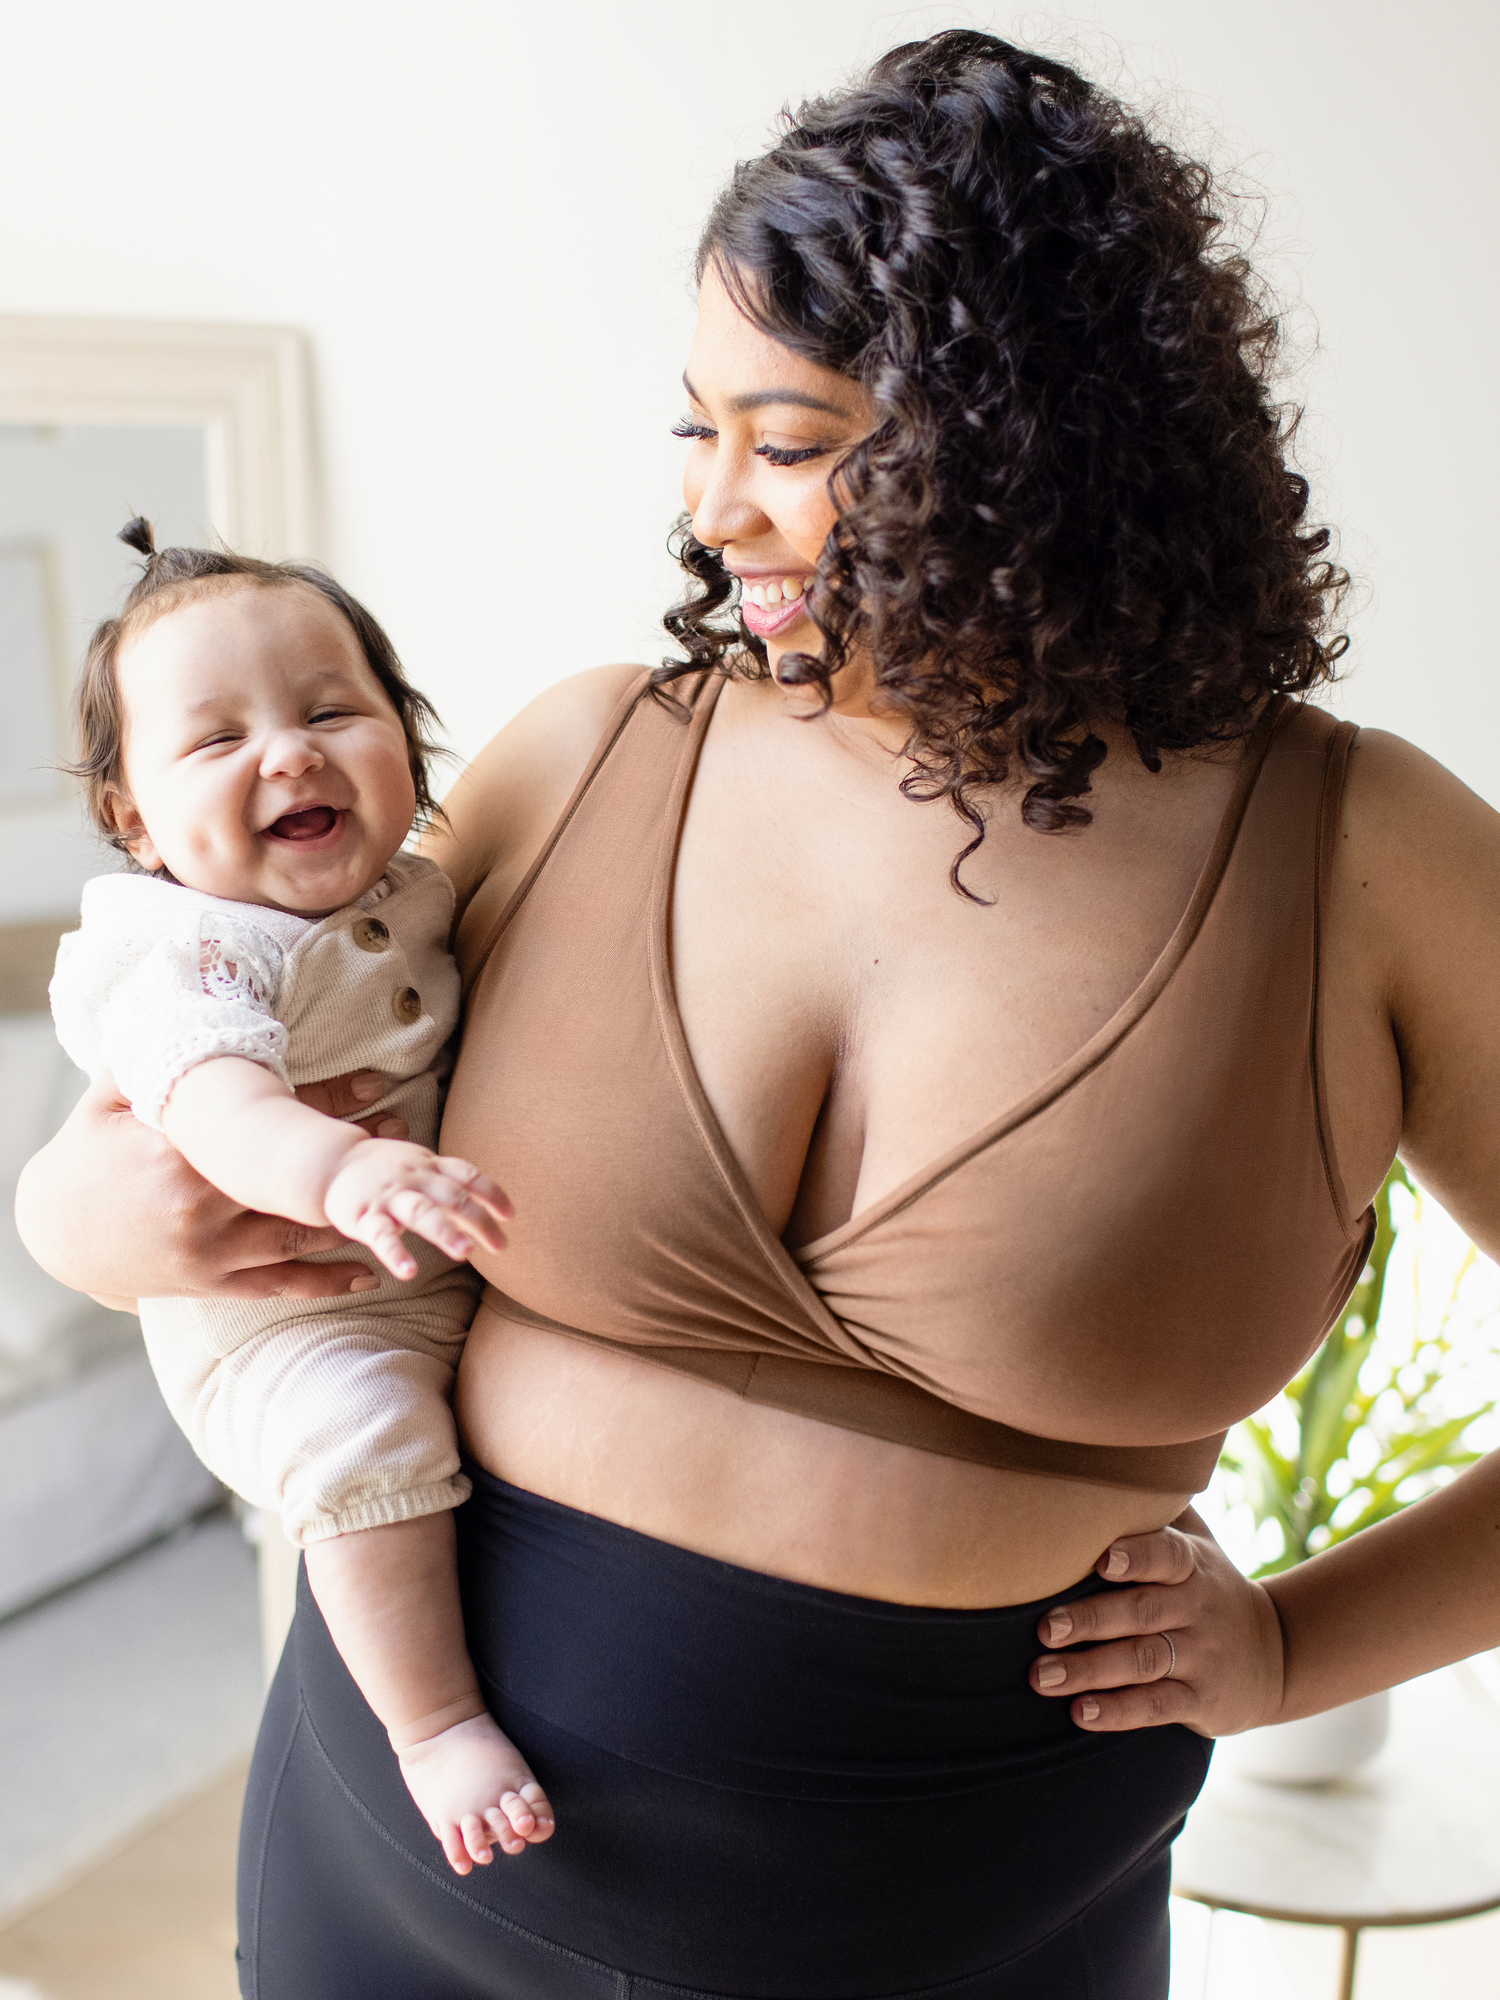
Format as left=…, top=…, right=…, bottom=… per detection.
left=505, top=1782, right=555, bottom=1842
left=484, top=1806, right=525, bottom=1856
left=439, top=1822, right=474, bottom=1875
left=460, top=1813, right=496, bottom=1866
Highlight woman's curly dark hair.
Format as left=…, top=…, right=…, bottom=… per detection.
left=656, top=30, right=1348, bottom=888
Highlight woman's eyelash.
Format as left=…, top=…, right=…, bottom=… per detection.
left=670, top=419, right=826, bottom=468
left=754, top=443, right=827, bottom=467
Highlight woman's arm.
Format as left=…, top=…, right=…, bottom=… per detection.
left=15, top=1069, right=374, bottom=1304
left=163, top=1056, right=510, bottom=1279
left=1033, top=729, right=1500, bottom=1732
left=421, top=663, right=645, bottom=922
left=17, top=665, right=644, bottom=1308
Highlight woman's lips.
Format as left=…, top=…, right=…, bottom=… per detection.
left=739, top=590, right=814, bottom=641
left=264, top=804, right=343, bottom=844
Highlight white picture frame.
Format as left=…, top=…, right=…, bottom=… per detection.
left=0, top=316, right=320, bottom=1669
left=0, top=315, right=320, bottom=559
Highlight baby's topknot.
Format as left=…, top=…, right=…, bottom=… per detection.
left=117, top=516, right=157, bottom=561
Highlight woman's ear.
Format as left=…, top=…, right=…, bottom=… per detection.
left=101, top=788, right=163, bottom=873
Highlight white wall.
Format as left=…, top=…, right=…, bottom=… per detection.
left=2, top=0, right=1495, bottom=795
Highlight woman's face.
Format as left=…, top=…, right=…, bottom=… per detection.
left=680, top=264, right=874, bottom=682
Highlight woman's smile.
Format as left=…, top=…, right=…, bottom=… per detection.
left=732, top=571, right=811, bottom=639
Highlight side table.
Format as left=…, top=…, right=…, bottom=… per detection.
left=1172, top=1664, right=1500, bottom=2000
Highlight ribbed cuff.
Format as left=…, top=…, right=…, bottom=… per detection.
left=288, top=1473, right=472, bottom=1546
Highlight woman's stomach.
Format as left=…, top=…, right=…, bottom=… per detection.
left=455, top=1304, right=1190, bottom=1608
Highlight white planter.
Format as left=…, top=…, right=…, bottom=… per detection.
left=1217, top=1690, right=1391, bottom=1786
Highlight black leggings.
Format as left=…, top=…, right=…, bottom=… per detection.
left=237, top=1469, right=1210, bottom=1999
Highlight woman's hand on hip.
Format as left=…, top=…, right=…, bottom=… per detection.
left=15, top=1068, right=399, bottom=1304
left=1028, top=1508, right=1285, bottom=1739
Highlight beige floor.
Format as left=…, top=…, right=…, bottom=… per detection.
left=0, top=1762, right=246, bottom=2000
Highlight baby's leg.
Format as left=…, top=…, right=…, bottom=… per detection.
left=303, top=1513, right=555, bottom=1874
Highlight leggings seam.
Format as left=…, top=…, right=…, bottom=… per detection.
left=240, top=1703, right=302, bottom=2000
left=477, top=1673, right=1121, bottom=1805
left=296, top=1693, right=1174, bottom=2000
left=297, top=1696, right=634, bottom=1981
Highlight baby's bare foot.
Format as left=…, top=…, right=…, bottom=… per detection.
left=396, top=1711, right=555, bottom=1874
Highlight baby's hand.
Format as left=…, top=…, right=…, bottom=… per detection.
left=322, top=1140, right=511, bottom=1279
left=397, top=1711, right=556, bottom=1873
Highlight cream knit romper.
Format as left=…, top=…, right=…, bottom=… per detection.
left=50, top=852, right=477, bottom=1545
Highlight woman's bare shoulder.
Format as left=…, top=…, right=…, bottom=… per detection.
left=1333, top=725, right=1500, bottom=990
left=421, top=664, right=648, bottom=914
left=1339, top=724, right=1500, bottom=897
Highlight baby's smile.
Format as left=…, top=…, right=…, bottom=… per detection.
left=111, top=580, right=418, bottom=917
left=262, top=803, right=347, bottom=846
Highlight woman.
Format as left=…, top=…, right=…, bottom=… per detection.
left=20, top=31, right=1500, bottom=2000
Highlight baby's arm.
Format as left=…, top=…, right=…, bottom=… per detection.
left=163, top=1056, right=510, bottom=1278
left=304, top=1517, right=555, bottom=1871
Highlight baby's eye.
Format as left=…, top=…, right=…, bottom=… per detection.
left=309, top=708, right=352, bottom=724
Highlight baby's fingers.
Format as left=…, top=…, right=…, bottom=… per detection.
left=387, top=1182, right=507, bottom=1260
left=354, top=1214, right=417, bottom=1281
left=432, top=1157, right=513, bottom=1224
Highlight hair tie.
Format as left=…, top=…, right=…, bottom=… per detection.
left=117, top=515, right=157, bottom=561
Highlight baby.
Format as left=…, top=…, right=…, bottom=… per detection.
left=49, top=519, right=553, bottom=1876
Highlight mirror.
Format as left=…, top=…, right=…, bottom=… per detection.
left=0, top=320, right=315, bottom=1925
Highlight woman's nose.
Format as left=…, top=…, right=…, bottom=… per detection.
left=259, top=730, right=325, bottom=779
left=687, top=450, right=764, bottom=552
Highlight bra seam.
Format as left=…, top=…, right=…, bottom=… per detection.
left=645, top=683, right=863, bottom=1347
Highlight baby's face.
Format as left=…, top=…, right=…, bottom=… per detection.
left=112, top=581, right=418, bottom=916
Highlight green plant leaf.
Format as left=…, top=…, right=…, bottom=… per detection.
left=1218, top=1162, right=1493, bottom=1578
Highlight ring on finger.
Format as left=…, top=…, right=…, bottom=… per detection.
left=1159, top=1631, right=1177, bottom=1678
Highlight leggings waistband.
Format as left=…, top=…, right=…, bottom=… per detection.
left=456, top=1464, right=1120, bottom=1799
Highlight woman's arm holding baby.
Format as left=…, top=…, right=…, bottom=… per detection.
left=16, top=1068, right=397, bottom=1305
left=163, top=1057, right=511, bottom=1279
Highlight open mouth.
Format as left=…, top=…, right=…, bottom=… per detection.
left=738, top=585, right=813, bottom=642
left=265, top=805, right=341, bottom=843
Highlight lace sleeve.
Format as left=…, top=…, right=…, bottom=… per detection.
left=52, top=905, right=293, bottom=1131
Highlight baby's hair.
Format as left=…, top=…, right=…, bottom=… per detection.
left=73, top=518, right=447, bottom=856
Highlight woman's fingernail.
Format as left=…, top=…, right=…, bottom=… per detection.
left=1037, top=1660, right=1067, bottom=1688
left=1045, top=1613, right=1072, bottom=1645
left=1079, top=1698, right=1101, bottom=1722
left=351, top=1074, right=383, bottom=1103
left=350, top=1274, right=380, bottom=1292
left=1104, top=1547, right=1130, bottom=1579
left=376, top=1119, right=403, bottom=1137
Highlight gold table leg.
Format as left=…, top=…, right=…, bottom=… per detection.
left=1337, top=1925, right=1360, bottom=2000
